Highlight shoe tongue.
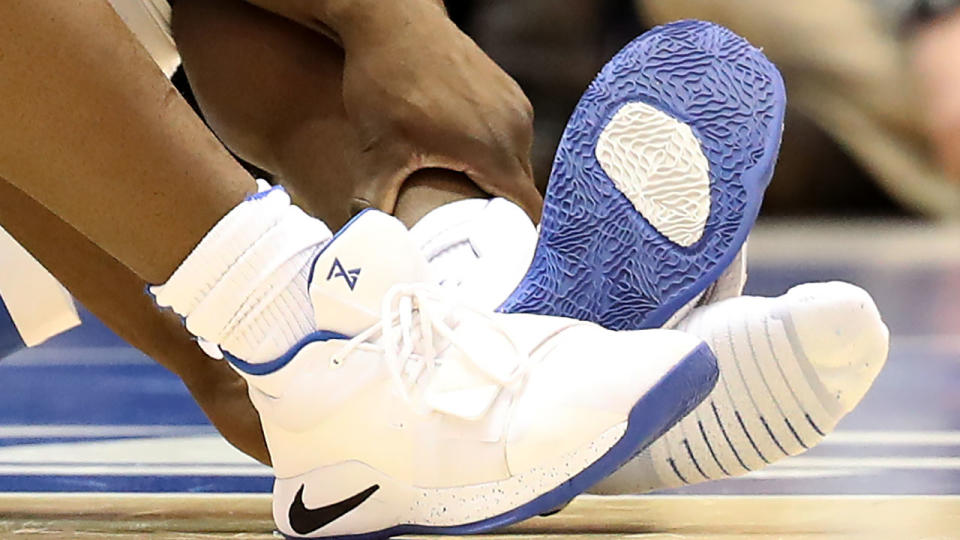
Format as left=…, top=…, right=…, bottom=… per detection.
left=410, top=198, right=537, bottom=310
left=309, top=210, right=430, bottom=336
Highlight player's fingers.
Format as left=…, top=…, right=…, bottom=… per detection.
left=184, top=360, right=271, bottom=466
left=465, top=149, right=543, bottom=223
left=492, top=91, right=542, bottom=220
left=355, top=136, right=420, bottom=215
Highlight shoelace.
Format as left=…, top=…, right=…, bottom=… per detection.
left=329, top=283, right=528, bottom=410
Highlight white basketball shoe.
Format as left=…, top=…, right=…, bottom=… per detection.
left=411, top=200, right=888, bottom=494
left=155, top=192, right=719, bottom=539
left=264, top=210, right=721, bottom=537
left=409, top=197, right=747, bottom=318
left=593, top=281, right=889, bottom=493
left=410, top=197, right=539, bottom=311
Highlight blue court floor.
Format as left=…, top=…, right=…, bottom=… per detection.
left=0, top=221, right=957, bottom=497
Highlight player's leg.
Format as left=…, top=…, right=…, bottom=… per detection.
left=0, top=7, right=705, bottom=537
left=0, top=175, right=271, bottom=465
left=0, top=0, right=256, bottom=283
left=0, top=0, right=473, bottom=467
left=0, top=0, right=329, bottom=385
left=171, top=0, right=509, bottom=230
left=167, top=8, right=721, bottom=533
left=0, top=0, right=323, bottom=463
left=0, top=0, right=475, bottom=471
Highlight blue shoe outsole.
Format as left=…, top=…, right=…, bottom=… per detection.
left=500, top=20, right=786, bottom=330
left=282, top=342, right=718, bottom=539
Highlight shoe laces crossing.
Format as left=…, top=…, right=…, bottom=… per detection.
left=329, top=284, right=528, bottom=410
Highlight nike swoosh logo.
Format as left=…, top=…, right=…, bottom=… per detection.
left=288, top=483, right=380, bottom=535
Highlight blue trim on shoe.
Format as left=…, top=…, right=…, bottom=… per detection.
left=246, top=185, right=286, bottom=201
left=281, top=342, right=719, bottom=539
left=500, top=20, right=786, bottom=331
left=224, top=330, right=350, bottom=376
left=0, top=295, right=26, bottom=360
left=307, top=208, right=378, bottom=286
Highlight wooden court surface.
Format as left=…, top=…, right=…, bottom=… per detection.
left=1, top=494, right=957, bottom=539
left=0, top=222, right=957, bottom=538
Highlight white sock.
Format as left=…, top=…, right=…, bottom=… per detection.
left=151, top=183, right=332, bottom=362
left=590, top=283, right=888, bottom=494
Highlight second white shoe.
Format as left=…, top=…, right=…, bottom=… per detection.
left=410, top=198, right=890, bottom=496
left=592, top=281, right=889, bottom=493
left=227, top=210, right=718, bottom=538
left=410, top=197, right=538, bottom=311
left=408, top=197, right=747, bottom=319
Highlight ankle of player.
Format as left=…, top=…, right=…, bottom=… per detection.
left=151, top=185, right=332, bottom=355
left=394, top=169, right=487, bottom=227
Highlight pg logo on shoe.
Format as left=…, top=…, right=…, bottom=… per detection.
left=327, top=258, right=361, bottom=291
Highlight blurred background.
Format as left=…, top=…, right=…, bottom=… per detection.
left=171, top=0, right=960, bottom=220
left=445, top=0, right=960, bottom=220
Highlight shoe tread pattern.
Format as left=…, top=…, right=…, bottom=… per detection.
left=501, top=20, right=785, bottom=330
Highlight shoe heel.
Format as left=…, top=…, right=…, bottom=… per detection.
left=502, top=20, right=786, bottom=331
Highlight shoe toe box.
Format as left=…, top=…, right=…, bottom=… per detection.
left=505, top=326, right=708, bottom=473
left=784, top=282, right=890, bottom=414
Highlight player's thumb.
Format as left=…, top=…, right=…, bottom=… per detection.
left=353, top=138, right=419, bottom=216
left=467, top=154, right=543, bottom=224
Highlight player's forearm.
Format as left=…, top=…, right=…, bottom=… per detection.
left=241, top=0, right=447, bottom=46
left=0, top=0, right=256, bottom=284
left=0, top=175, right=271, bottom=466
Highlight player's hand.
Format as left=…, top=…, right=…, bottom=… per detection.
left=183, top=358, right=270, bottom=466
left=912, top=10, right=960, bottom=184
left=339, top=1, right=543, bottom=220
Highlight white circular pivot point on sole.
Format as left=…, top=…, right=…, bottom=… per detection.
left=595, top=102, right=711, bottom=247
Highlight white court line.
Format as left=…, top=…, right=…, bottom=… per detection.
left=0, top=492, right=271, bottom=499
left=6, top=333, right=954, bottom=367
left=890, top=335, right=960, bottom=356
left=20, top=426, right=958, bottom=446
left=0, top=464, right=269, bottom=476
left=0, top=457, right=940, bottom=477
left=0, top=425, right=213, bottom=438
left=773, top=457, right=960, bottom=470
left=748, top=221, right=960, bottom=266
left=0, top=456, right=949, bottom=478
left=4, top=346, right=151, bottom=366
left=823, top=430, right=960, bottom=446
left=743, top=467, right=859, bottom=480
left=0, top=435, right=257, bottom=465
